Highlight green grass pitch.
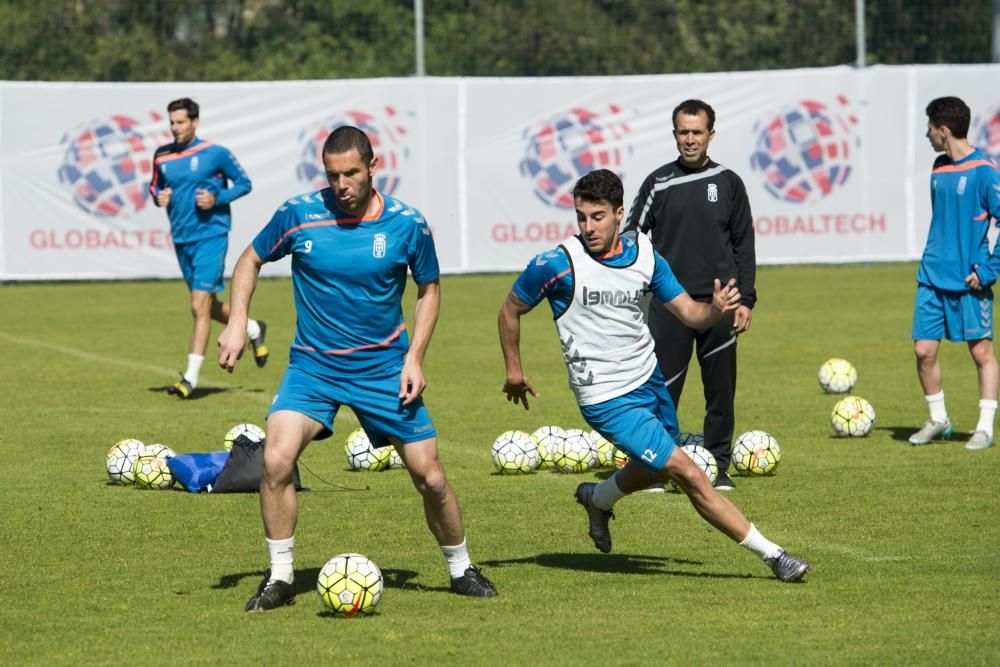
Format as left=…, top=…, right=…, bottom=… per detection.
left=1, top=263, right=997, bottom=665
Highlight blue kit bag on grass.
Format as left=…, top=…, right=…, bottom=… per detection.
left=167, top=451, right=230, bottom=493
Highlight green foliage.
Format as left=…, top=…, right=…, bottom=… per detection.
left=0, top=0, right=990, bottom=81
left=0, top=265, right=998, bottom=665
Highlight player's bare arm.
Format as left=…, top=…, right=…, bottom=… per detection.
left=400, top=279, right=440, bottom=405
left=218, top=245, right=264, bottom=371
left=498, top=291, right=539, bottom=409
left=663, top=278, right=740, bottom=329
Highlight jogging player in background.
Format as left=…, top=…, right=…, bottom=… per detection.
left=625, top=99, right=756, bottom=490
left=218, top=126, right=497, bottom=612
left=908, top=96, right=1000, bottom=450
left=150, top=97, right=267, bottom=398
left=498, top=168, right=808, bottom=582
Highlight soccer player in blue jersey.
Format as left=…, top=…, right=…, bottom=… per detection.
left=498, top=169, right=809, bottom=582
left=150, top=98, right=267, bottom=399
left=218, top=126, right=497, bottom=612
left=909, top=97, right=1000, bottom=450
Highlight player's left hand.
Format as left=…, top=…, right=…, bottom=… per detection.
left=195, top=189, right=217, bottom=210
left=965, top=269, right=983, bottom=291
left=733, top=304, right=753, bottom=334
left=712, top=278, right=741, bottom=314
left=503, top=376, right=538, bottom=410
left=217, top=324, right=247, bottom=372
left=399, top=360, right=426, bottom=405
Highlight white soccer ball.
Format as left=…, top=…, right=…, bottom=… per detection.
left=818, top=358, right=858, bottom=393
left=611, top=446, right=630, bottom=469
left=552, top=428, right=598, bottom=473
left=223, top=423, right=265, bottom=451
left=133, top=456, right=174, bottom=489
left=831, top=396, right=876, bottom=437
left=670, top=443, right=718, bottom=490
left=317, top=553, right=384, bottom=616
left=387, top=446, right=405, bottom=469
left=681, top=432, right=705, bottom=447
left=491, top=430, right=540, bottom=474
left=344, top=428, right=391, bottom=471
left=106, top=438, right=145, bottom=484
left=590, top=430, right=616, bottom=468
left=531, top=426, right=565, bottom=470
left=732, top=430, right=782, bottom=475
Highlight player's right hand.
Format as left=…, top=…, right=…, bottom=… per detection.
left=217, top=324, right=247, bottom=372
left=712, top=278, right=741, bottom=314
left=156, top=187, right=172, bottom=207
left=502, top=376, right=539, bottom=410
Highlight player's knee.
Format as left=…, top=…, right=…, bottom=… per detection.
left=412, top=462, right=448, bottom=497
left=914, top=343, right=937, bottom=364
left=262, top=445, right=297, bottom=486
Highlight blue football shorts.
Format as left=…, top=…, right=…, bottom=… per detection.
left=912, top=283, right=993, bottom=342
left=268, top=364, right=437, bottom=446
left=174, top=235, right=227, bottom=293
left=580, top=367, right=681, bottom=471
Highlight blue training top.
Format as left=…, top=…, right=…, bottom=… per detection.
left=918, top=148, right=1000, bottom=292
left=253, top=189, right=439, bottom=379
left=512, top=230, right=685, bottom=316
left=149, top=137, right=252, bottom=244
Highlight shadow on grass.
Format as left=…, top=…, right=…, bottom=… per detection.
left=213, top=566, right=449, bottom=598
left=481, top=552, right=757, bottom=580
left=148, top=385, right=263, bottom=399
left=874, top=425, right=971, bottom=443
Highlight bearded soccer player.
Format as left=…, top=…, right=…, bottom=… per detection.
left=150, top=97, right=267, bottom=398
left=498, top=168, right=808, bottom=583
left=218, top=126, right=497, bottom=612
left=908, top=96, right=1000, bottom=450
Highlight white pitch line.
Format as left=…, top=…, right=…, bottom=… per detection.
left=792, top=535, right=907, bottom=562
left=0, top=330, right=274, bottom=404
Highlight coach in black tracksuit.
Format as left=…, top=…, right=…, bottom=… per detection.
left=625, top=99, right=756, bottom=491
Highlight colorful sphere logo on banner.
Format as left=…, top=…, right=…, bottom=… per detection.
left=519, top=105, right=632, bottom=209
left=57, top=113, right=170, bottom=217
left=971, top=105, right=1000, bottom=165
left=296, top=107, right=411, bottom=195
left=749, top=96, right=860, bottom=204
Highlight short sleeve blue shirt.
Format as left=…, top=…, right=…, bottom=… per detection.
left=512, top=231, right=685, bottom=317
left=253, top=189, right=439, bottom=379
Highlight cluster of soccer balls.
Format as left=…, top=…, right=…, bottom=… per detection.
left=492, top=427, right=782, bottom=480
left=344, top=428, right=406, bottom=472
left=818, top=357, right=876, bottom=437
left=316, top=552, right=384, bottom=616
left=105, top=423, right=266, bottom=490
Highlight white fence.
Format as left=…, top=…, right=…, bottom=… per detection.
left=1, top=64, right=998, bottom=281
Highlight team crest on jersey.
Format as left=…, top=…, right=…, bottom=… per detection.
left=957, top=176, right=967, bottom=195
left=190, top=156, right=199, bottom=172
left=373, top=232, right=387, bottom=258
left=707, top=183, right=718, bottom=202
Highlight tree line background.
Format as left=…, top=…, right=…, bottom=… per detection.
left=0, top=0, right=993, bottom=81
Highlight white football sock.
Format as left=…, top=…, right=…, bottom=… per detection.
left=926, top=390, right=948, bottom=423
left=592, top=472, right=627, bottom=510
left=266, top=536, right=295, bottom=584
left=184, top=353, right=204, bottom=387
left=739, top=523, right=782, bottom=560
left=246, top=319, right=261, bottom=340
left=441, top=539, right=472, bottom=579
left=976, top=399, right=997, bottom=436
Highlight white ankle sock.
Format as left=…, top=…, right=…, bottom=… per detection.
left=441, top=539, right=472, bottom=579
left=266, top=536, right=295, bottom=583
left=926, top=390, right=948, bottom=423
left=184, top=354, right=204, bottom=387
left=592, top=473, right=627, bottom=510
left=976, top=399, right=997, bottom=436
left=246, top=319, right=261, bottom=340
left=739, top=523, right=782, bottom=560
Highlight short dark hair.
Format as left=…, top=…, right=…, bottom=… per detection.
left=926, top=96, right=970, bottom=139
left=672, top=99, right=715, bottom=131
left=573, top=169, right=624, bottom=208
left=322, top=126, right=374, bottom=164
left=167, top=97, right=199, bottom=120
